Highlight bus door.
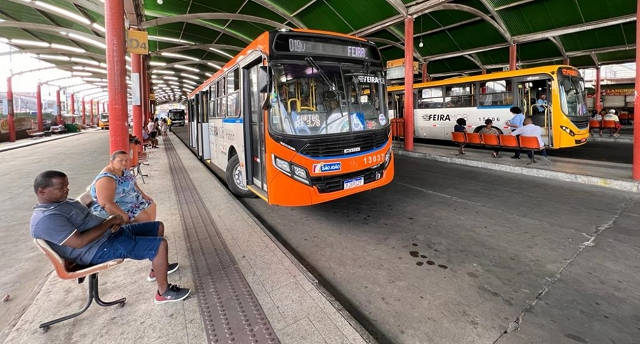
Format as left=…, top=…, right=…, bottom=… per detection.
left=516, top=78, right=552, bottom=145
left=242, top=59, right=268, bottom=194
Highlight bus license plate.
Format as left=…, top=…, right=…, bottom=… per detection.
left=344, top=176, right=364, bottom=190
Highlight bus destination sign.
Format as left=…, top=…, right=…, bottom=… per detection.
left=281, top=38, right=372, bottom=59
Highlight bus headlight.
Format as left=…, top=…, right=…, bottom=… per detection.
left=560, top=125, right=576, bottom=137
left=272, top=155, right=310, bottom=184
left=384, top=148, right=392, bottom=168
left=273, top=156, right=291, bottom=175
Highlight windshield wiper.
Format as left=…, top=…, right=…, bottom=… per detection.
left=305, top=56, right=335, bottom=91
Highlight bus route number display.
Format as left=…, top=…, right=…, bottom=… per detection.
left=287, top=39, right=370, bottom=59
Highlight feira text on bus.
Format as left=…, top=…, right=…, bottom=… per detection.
left=387, top=65, right=590, bottom=149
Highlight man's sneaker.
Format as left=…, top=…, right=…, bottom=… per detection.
left=148, top=262, right=180, bottom=282
left=155, top=284, right=190, bottom=304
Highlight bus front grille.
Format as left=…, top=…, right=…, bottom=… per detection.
left=569, top=117, right=589, bottom=129
left=299, top=129, right=389, bottom=158
left=310, top=165, right=384, bottom=193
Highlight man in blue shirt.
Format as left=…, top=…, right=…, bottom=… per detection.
left=535, top=93, right=547, bottom=113
left=505, top=106, right=525, bottom=159
left=30, top=170, right=190, bottom=304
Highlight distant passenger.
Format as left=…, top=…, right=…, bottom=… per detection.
left=478, top=119, right=501, bottom=158
left=505, top=106, right=525, bottom=159
left=535, top=93, right=548, bottom=113
left=593, top=109, right=606, bottom=137
left=511, top=117, right=550, bottom=164
left=604, top=109, right=621, bottom=137
left=453, top=118, right=467, bottom=155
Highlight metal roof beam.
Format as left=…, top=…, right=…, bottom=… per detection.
left=513, top=14, right=636, bottom=43
left=565, top=44, right=635, bottom=57
left=386, top=0, right=408, bottom=17
left=9, top=65, right=73, bottom=77
left=251, top=0, right=307, bottom=28
left=0, top=21, right=105, bottom=45
left=149, top=44, right=243, bottom=56
left=366, top=37, right=423, bottom=61
left=434, top=4, right=510, bottom=41
left=494, top=0, right=535, bottom=11
left=0, top=48, right=105, bottom=60
left=477, top=0, right=510, bottom=39
left=590, top=52, right=600, bottom=66
left=140, top=13, right=291, bottom=32
left=352, top=0, right=452, bottom=37
left=425, top=42, right=510, bottom=61
left=123, top=0, right=144, bottom=27
left=464, top=54, right=483, bottom=69
left=548, top=37, right=567, bottom=60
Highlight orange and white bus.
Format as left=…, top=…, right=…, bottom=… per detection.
left=187, top=29, right=394, bottom=206
left=387, top=65, right=590, bottom=149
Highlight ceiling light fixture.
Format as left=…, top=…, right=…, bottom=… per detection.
left=418, top=15, right=424, bottom=48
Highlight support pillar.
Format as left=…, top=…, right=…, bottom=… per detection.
left=563, top=57, right=570, bottom=65
left=36, top=82, right=43, bottom=132
left=90, top=99, right=94, bottom=125
left=82, top=97, right=86, bottom=125
left=70, top=93, right=75, bottom=123
left=132, top=53, right=143, bottom=143
left=509, top=43, right=517, bottom=71
left=594, top=67, right=602, bottom=113
left=421, top=61, right=428, bottom=83
left=6, top=77, right=16, bottom=142
left=482, top=69, right=487, bottom=75
left=105, top=0, right=128, bottom=154
left=56, top=89, right=62, bottom=125
left=633, top=0, right=640, bottom=180
left=403, top=16, right=415, bottom=151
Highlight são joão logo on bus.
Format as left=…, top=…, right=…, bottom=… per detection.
left=312, top=162, right=341, bottom=173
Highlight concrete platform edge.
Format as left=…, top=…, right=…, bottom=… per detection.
left=394, top=147, right=640, bottom=193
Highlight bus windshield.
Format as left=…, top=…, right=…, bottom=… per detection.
left=269, top=62, right=387, bottom=136
left=558, top=71, right=588, bottom=117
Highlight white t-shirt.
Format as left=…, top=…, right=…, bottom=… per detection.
left=511, top=124, right=544, bottom=148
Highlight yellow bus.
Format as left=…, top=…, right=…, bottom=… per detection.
left=187, top=29, right=394, bottom=206
left=387, top=65, right=590, bottom=148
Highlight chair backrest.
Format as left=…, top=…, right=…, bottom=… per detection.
left=589, top=120, right=601, bottom=128
left=451, top=131, right=466, bottom=144
left=481, top=134, right=500, bottom=146
left=77, top=192, right=93, bottom=208
left=499, top=134, right=519, bottom=148
left=466, top=133, right=483, bottom=145
left=519, top=136, right=542, bottom=150
left=602, top=120, right=617, bottom=128
left=34, top=238, right=73, bottom=279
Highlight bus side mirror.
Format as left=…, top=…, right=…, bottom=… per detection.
left=258, top=66, right=271, bottom=93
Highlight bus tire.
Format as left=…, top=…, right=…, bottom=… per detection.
left=226, top=155, right=254, bottom=198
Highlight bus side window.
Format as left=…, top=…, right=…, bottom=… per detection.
left=418, top=87, right=444, bottom=108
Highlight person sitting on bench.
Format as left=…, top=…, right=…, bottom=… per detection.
left=30, top=170, right=190, bottom=303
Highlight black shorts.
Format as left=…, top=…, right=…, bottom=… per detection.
left=150, top=131, right=157, bottom=138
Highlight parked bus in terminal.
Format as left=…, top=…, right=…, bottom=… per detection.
left=387, top=65, right=590, bottom=149
left=98, top=112, right=109, bottom=130
left=187, top=29, right=394, bottom=206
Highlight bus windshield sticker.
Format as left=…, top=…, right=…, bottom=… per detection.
left=378, top=114, right=387, bottom=125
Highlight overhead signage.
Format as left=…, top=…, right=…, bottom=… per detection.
left=126, top=30, right=148, bottom=55
left=273, top=35, right=373, bottom=60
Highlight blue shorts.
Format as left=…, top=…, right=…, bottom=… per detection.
left=90, top=222, right=162, bottom=264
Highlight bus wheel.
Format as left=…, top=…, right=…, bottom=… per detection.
left=226, top=155, right=255, bottom=198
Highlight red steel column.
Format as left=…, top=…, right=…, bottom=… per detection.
left=36, top=82, right=43, bottom=131
left=594, top=67, right=602, bottom=112
left=70, top=93, right=75, bottom=123
left=82, top=97, right=86, bottom=125
left=90, top=99, right=94, bottom=125
left=509, top=43, right=517, bottom=71
left=633, top=0, right=640, bottom=180
left=141, top=57, right=147, bottom=125
left=132, top=53, right=143, bottom=142
left=421, top=61, right=428, bottom=83
left=56, top=89, right=62, bottom=125
left=105, top=0, right=128, bottom=153
left=482, top=69, right=487, bottom=75
left=403, top=16, right=414, bottom=151
left=563, top=57, right=570, bottom=65
left=6, top=77, right=16, bottom=142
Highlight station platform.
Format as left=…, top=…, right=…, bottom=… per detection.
left=1, top=129, right=638, bottom=344
left=0, top=130, right=371, bottom=344
left=393, top=139, right=640, bottom=193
